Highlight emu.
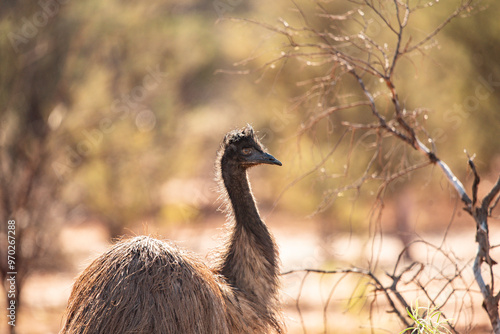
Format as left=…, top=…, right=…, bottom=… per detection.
left=61, top=125, right=284, bottom=333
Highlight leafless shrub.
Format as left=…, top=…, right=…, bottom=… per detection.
left=282, top=238, right=480, bottom=333
left=223, top=0, right=500, bottom=332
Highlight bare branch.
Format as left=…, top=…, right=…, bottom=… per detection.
left=363, top=0, right=398, bottom=35
left=473, top=245, right=500, bottom=332
left=388, top=0, right=410, bottom=78
left=376, top=160, right=431, bottom=198
left=414, top=139, right=472, bottom=206
left=491, top=188, right=500, bottom=216
left=483, top=175, right=500, bottom=211
left=271, top=129, right=349, bottom=211
left=341, top=121, right=381, bottom=129
left=282, top=267, right=414, bottom=327
left=468, top=155, right=480, bottom=207
left=405, top=0, right=474, bottom=53
left=349, top=69, right=416, bottom=147
left=300, top=101, right=372, bottom=134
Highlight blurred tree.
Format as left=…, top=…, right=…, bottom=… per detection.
left=0, top=2, right=77, bottom=332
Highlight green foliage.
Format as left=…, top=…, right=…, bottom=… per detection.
left=400, top=301, right=452, bottom=334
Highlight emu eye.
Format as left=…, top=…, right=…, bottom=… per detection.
left=241, top=147, right=253, bottom=155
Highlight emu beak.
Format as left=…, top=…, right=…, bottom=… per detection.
left=256, top=152, right=282, bottom=166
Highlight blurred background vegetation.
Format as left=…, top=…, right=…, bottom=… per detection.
left=1, top=0, right=499, bottom=332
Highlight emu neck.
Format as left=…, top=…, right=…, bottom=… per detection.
left=219, top=162, right=279, bottom=306
left=223, top=167, right=261, bottom=229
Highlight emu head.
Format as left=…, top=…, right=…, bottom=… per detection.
left=221, top=125, right=282, bottom=169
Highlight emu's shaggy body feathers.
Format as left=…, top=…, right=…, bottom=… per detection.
left=61, top=236, right=229, bottom=333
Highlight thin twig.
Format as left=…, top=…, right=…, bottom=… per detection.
left=281, top=268, right=412, bottom=327
left=483, top=175, right=500, bottom=211
left=300, top=101, right=372, bottom=134
left=405, top=0, right=473, bottom=53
